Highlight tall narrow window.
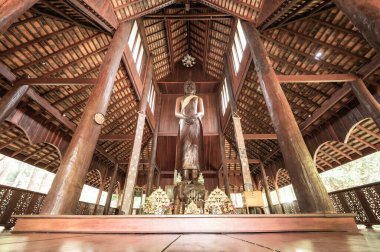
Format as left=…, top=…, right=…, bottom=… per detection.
left=147, top=83, right=156, bottom=114
left=231, top=19, right=247, bottom=74
left=128, top=21, right=145, bottom=76
left=221, top=78, right=230, bottom=115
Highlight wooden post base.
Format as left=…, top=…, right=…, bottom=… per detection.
left=12, top=214, right=358, bottom=234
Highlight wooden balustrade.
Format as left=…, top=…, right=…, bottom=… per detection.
left=1, top=182, right=379, bottom=228
left=0, top=185, right=117, bottom=228
left=271, top=182, right=380, bottom=225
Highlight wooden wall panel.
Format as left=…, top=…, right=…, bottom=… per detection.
left=7, top=107, right=70, bottom=157
left=158, top=63, right=219, bottom=94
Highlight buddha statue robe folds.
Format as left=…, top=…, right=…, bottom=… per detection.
left=175, top=79, right=205, bottom=182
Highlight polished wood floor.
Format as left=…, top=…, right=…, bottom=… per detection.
left=0, top=229, right=379, bottom=251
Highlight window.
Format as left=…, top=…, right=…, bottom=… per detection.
left=318, top=151, right=380, bottom=192
left=263, top=184, right=297, bottom=207
left=231, top=19, right=247, bottom=74
left=147, top=82, right=156, bottom=114
left=0, top=154, right=118, bottom=207
left=128, top=21, right=145, bottom=75
left=220, top=78, right=230, bottom=115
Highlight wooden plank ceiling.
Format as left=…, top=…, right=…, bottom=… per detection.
left=111, top=1, right=263, bottom=80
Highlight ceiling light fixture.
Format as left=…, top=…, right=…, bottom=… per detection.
left=315, top=51, right=323, bottom=60
left=182, top=54, right=196, bottom=68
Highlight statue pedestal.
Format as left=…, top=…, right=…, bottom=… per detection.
left=173, top=181, right=207, bottom=214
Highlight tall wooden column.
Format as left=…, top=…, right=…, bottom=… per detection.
left=120, top=57, right=153, bottom=214
left=260, top=162, right=274, bottom=214
left=351, top=79, right=380, bottom=128
left=241, top=21, right=334, bottom=213
left=156, top=170, right=161, bottom=188
left=219, top=134, right=231, bottom=196
left=40, top=21, right=133, bottom=215
left=333, top=0, right=380, bottom=52
left=0, top=85, right=29, bottom=124
left=0, top=0, right=38, bottom=34
left=224, top=57, right=255, bottom=191
left=147, top=97, right=161, bottom=196
left=103, top=163, right=118, bottom=215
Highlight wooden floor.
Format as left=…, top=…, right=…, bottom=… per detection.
left=0, top=229, right=379, bottom=251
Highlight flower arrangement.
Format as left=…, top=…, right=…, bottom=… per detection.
left=204, top=187, right=235, bottom=214
left=143, top=187, right=171, bottom=215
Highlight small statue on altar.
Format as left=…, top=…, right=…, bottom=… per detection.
left=175, top=172, right=182, bottom=184
left=175, top=78, right=205, bottom=182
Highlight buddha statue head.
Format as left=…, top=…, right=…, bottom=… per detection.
left=184, top=79, right=196, bottom=95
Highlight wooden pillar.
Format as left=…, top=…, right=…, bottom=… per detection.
left=217, top=166, right=223, bottom=189
left=0, top=85, right=29, bottom=124
left=260, top=162, right=274, bottom=214
left=120, top=57, right=153, bottom=214
left=156, top=170, right=161, bottom=188
left=217, top=86, right=231, bottom=195
left=40, top=21, right=133, bottom=215
left=241, top=21, right=334, bottom=213
left=219, top=134, right=231, bottom=196
left=224, top=56, right=255, bottom=192
left=0, top=0, right=38, bottom=34
left=103, top=163, right=118, bottom=215
left=333, top=0, right=380, bottom=52
left=351, top=79, right=380, bottom=128
left=147, top=97, right=161, bottom=196
left=93, top=180, right=105, bottom=215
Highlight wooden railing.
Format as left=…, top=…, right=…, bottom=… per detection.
left=272, top=182, right=380, bottom=225
left=0, top=185, right=117, bottom=228
left=1, top=183, right=379, bottom=228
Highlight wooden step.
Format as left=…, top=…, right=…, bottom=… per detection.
left=12, top=214, right=358, bottom=234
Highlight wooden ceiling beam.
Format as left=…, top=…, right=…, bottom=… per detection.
left=324, top=142, right=352, bottom=160
left=200, top=1, right=257, bottom=22
left=0, top=61, right=17, bottom=82
left=14, top=32, right=102, bottom=72
left=120, top=1, right=175, bottom=22
left=98, top=134, right=134, bottom=141
left=280, top=27, right=367, bottom=61
left=226, top=159, right=261, bottom=164
left=51, top=86, right=90, bottom=106
left=42, top=45, right=108, bottom=77
left=316, top=156, right=333, bottom=169
left=262, top=34, right=349, bottom=74
left=339, top=143, right=362, bottom=156
left=244, top=134, right=277, bottom=140
left=320, top=150, right=341, bottom=165
left=299, top=85, right=352, bottom=131
left=144, top=13, right=232, bottom=20
left=277, top=74, right=358, bottom=84
left=356, top=125, right=380, bottom=140
left=26, top=88, right=76, bottom=131
left=203, top=20, right=210, bottom=74
left=16, top=78, right=97, bottom=86
left=113, top=0, right=143, bottom=11
left=160, top=170, right=217, bottom=175
left=0, top=25, right=75, bottom=56
left=350, top=135, right=379, bottom=151
left=164, top=17, right=174, bottom=73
